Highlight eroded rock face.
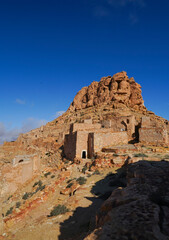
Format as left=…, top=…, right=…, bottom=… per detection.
left=69, top=72, right=145, bottom=111
left=85, top=160, right=169, bottom=240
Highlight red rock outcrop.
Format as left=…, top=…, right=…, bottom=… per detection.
left=85, top=160, right=169, bottom=240
left=69, top=71, right=145, bottom=111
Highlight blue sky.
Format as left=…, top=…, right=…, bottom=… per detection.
left=0, top=0, right=169, bottom=143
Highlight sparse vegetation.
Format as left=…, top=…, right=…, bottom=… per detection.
left=134, top=153, right=148, bottom=158
left=45, top=152, right=52, bottom=157
left=93, top=169, right=101, bottom=175
left=44, top=172, right=51, bottom=177
left=22, top=192, right=33, bottom=200
left=33, top=180, right=42, bottom=188
left=35, top=184, right=46, bottom=192
left=6, top=207, right=13, bottom=216
left=23, top=181, right=46, bottom=200
left=67, top=178, right=76, bottom=183
left=7, top=195, right=12, bottom=201
left=48, top=205, right=69, bottom=217
left=51, top=175, right=55, bottom=178
left=82, top=166, right=87, bottom=174
left=67, top=179, right=72, bottom=183
left=16, top=202, right=21, bottom=208
left=164, top=154, right=169, bottom=159
left=66, top=182, right=73, bottom=188
left=76, top=177, right=87, bottom=185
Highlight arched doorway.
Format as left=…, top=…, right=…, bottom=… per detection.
left=82, top=150, right=87, bottom=159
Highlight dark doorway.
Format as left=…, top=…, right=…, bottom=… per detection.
left=82, top=151, right=87, bottom=159
left=121, top=121, right=127, bottom=131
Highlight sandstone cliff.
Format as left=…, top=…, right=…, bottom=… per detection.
left=69, top=71, right=146, bottom=112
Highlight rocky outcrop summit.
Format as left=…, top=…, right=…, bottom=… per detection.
left=0, top=71, right=169, bottom=164
left=69, top=71, right=146, bottom=112
left=85, top=160, right=169, bottom=240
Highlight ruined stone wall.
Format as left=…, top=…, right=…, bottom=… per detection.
left=91, top=131, right=128, bottom=153
left=13, top=155, right=31, bottom=166
left=71, top=123, right=101, bottom=133
left=102, top=116, right=135, bottom=139
left=33, top=155, right=41, bottom=172
left=101, top=120, right=112, bottom=128
left=139, top=127, right=168, bottom=146
left=139, top=116, right=168, bottom=146
left=84, top=119, right=92, bottom=124
left=141, top=116, right=151, bottom=127
left=12, top=155, right=40, bottom=172
left=1, top=161, right=33, bottom=196
left=64, top=132, right=77, bottom=160
left=0, top=155, right=40, bottom=200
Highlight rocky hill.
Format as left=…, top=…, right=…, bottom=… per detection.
left=0, top=71, right=168, bottom=165
left=1, top=71, right=169, bottom=240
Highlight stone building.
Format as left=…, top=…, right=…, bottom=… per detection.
left=64, top=116, right=169, bottom=160
left=64, top=118, right=133, bottom=160
left=1, top=154, right=41, bottom=196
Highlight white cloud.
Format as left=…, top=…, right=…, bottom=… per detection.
left=0, top=122, right=19, bottom=144
left=55, top=111, right=65, bottom=118
left=16, top=99, right=25, bottom=105
left=21, top=118, right=47, bottom=132
left=0, top=118, right=47, bottom=144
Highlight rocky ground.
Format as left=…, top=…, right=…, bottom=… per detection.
left=0, top=158, right=119, bottom=240
left=1, top=146, right=169, bottom=240
left=85, top=160, right=169, bottom=240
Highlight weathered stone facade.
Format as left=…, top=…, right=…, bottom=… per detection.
left=64, top=120, right=129, bottom=160
left=88, top=131, right=128, bottom=158
left=139, top=116, right=168, bottom=146
left=0, top=154, right=40, bottom=197
left=64, top=115, right=169, bottom=160
left=102, top=115, right=136, bottom=140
